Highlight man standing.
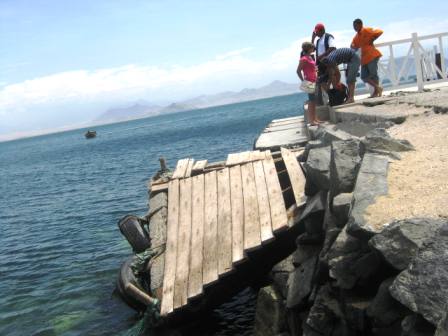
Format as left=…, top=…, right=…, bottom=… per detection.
left=312, top=23, right=336, bottom=105
left=351, top=18, right=383, bottom=97
left=321, top=48, right=361, bottom=104
left=312, top=23, right=336, bottom=64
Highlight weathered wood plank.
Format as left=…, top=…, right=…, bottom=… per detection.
left=241, top=163, right=261, bottom=251
left=203, top=171, right=219, bottom=286
left=253, top=160, right=274, bottom=244
left=184, top=159, right=195, bottom=178
left=192, top=160, right=208, bottom=174
left=263, top=156, right=288, bottom=233
left=281, top=147, right=307, bottom=207
left=229, top=165, right=245, bottom=264
left=250, top=150, right=267, bottom=161
left=160, top=180, right=180, bottom=316
left=173, top=178, right=193, bottom=310
left=172, top=158, right=190, bottom=179
left=217, top=168, right=233, bottom=276
left=226, top=153, right=241, bottom=166
left=150, top=182, right=169, bottom=193
left=188, top=174, right=205, bottom=299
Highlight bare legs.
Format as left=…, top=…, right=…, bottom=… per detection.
left=308, top=100, right=320, bottom=125
left=345, top=82, right=356, bottom=104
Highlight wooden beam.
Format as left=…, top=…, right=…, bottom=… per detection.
left=172, top=158, right=190, bottom=179
left=173, top=178, right=193, bottom=310
left=160, top=179, right=180, bottom=316
left=217, top=168, right=233, bottom=276
left=203, top=171, right=219, bottom=286
left=192, top=160, right=208, bottom=175
left=229, top=165, right=245, bottom=264
left=253, top=160, right=274, bottom=244
left=241, top=162, right=261, bottom=251
left=188, top=174, right=205, bottom=299
left=263, top=156, right=288, bottom=233
left=281, top=147, right=306, bottom=207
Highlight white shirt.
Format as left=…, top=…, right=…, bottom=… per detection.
left=316, top=34, right=336, bottom=57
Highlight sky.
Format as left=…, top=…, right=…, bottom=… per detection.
left=1, top=0, right=448, bottom=139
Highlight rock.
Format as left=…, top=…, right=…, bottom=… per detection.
left=302, top=140, right=326, bottom=162
left=436, top=309, right=448, bottom=336
left=296, top=232, right=324, bottom=245
left=362, top=128, right=414, bottom=153
left=292, top=244, right=322, bottom=267
left=305, top=285, right=342, bottom=335
left=304, top=146, right=331, bottom=194
left=341, top=293, right=371, bottom=332
left=299, top=191, right=327, bottom=236
left=401, top=314, right=436, bottom=336
left=390, top=221, right=448, bottom=326
left=329, top=139, right=361, bottom=198
left=367, top=277, right=410, bottom=327
left=327, top=227, right=371, bottom=289
left=370, top=218, right=445, bottom=271
left=286, top=309, right=306, bottom=336
left=332, top=193, right=353, bottom=228
left=253, top=285, right=287, bottom=336
left=346, top=153, right=389, bottom=240
left=271, top=256, right=295, bottom=299
left=286, top=256, right=318, bottom=309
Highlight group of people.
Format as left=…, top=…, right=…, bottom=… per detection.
left=297, top=19, right=383, bottom=125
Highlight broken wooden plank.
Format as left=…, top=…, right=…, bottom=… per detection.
left=229, top=165, right=245, bottom=264
left=150, top=182, right=169, bottom=193
left=281, top=147, right=306, bottom=207
left=263, top=156, right=288, bottom=233
left=241, top=162, right=261, bottom=251
left=172, top=158, right=190, bottom=179
left=203, top=171, right=219, bottom=286
left=184, top=159, right=195, bottom=178
left=173, top=178, right=193, bottom=310
left=192, top=160, right=208, bottom=174
left=160, top=179, right=180, bottom=316
left=253, top=160, right=274, bottom=244
left=188, top=174, right=205, bottom=299
left=217, top=168, right=233, bottom=276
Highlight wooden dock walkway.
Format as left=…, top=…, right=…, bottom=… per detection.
left=157, top=148, right=306, bottom=317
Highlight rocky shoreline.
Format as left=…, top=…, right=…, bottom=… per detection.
left=253, top=91, right=448, bottom=336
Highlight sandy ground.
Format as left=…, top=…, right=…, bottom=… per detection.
left=365, top=108, right=448, bottom=229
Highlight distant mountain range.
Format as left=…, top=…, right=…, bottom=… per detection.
left=95, top=80, right=299, bottom=123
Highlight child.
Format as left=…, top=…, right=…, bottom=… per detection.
left=297, top=42, right=321, bottom=125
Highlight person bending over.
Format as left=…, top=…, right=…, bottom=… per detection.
left=297, top=42, right=321, bottom=125
left=321, top=48, right=361, bottom=104
left=351, top=18, right=383, bottom=97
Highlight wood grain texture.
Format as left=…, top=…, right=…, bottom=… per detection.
left=217, top=168, right=233, bottom=276
left=241, top=163, right=261, bottom=251
left=281, top=147, right=306, bottom=207
left=253, top=160, right=274, bottom=243
left=229, top=165, right=245, bottom=264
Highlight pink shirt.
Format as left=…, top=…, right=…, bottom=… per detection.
left=300, top=55, right=317, bottom=82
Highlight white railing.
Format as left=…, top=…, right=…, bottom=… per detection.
left=372, top=32, right=448, bottom=91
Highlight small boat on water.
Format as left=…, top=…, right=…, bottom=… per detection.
left=85, top=130, right=97, bottom=139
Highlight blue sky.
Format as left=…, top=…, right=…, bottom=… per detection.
left=1, top=0, right=448, bottom=139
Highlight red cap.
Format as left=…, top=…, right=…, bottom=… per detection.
left=314, top=23, right=325, bottom=33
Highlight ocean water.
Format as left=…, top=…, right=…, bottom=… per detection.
left=0, top=93, right=306, bottom=336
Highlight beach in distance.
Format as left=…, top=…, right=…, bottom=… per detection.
left=0, top=93, right=306, bottom=336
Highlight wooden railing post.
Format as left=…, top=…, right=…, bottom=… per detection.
left=412, top=32, right=424, bottom=92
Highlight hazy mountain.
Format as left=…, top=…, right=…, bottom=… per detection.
left=95, top=80, right=299, bottom=124
left=95, top=103, right=161, bottom=123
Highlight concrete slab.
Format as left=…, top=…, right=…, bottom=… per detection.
left=255, top=128, right=308, bottom=151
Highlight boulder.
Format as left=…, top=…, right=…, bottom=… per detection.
left=346, top=153, right=389, bottom=240
left=304, top=146, right=331, bottom=194
left=332, top=193, right=353, bottom=228
left=329, top=139, right=361, bottom=198
left=341, top=293, right=371, bottom=333
left=302, top=140, right=326, bottom=162
left=370, top=218, right=446, bottom=271
left=300, top=191, right=327, bottom=236
left=366, top=277, right=410, bottom=327
left=305, top=284, right=342, bottom=335
left=435, top=309, right=448, bottom=336
left=401, top=314, right=436, bottom=336
left=390, top=221, right=448, bottom=326
left=253, top=285, right=287, bottom=336
left=287, top=256, right=318, bottom=309
left=292, top=244, right=322, bottom=267
left=327, top=227, right=372, bottom=289
left=271, top=256, right=295, bottom=299
left=362, top=128, right=414, bottom=153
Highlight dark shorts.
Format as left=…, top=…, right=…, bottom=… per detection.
left=361, top=57, right=380, bottom=82
left=308, top=93, right=316, bottom=101
left=346, top=53, right=361, bottom=84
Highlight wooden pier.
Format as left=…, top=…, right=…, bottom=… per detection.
left=153, top=147, right=307, bottom=318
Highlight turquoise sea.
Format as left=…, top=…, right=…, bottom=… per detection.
left=0, top=93, right=306, bottom=336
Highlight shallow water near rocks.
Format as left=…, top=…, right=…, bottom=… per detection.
left=0, top=93, right=305, bottom=335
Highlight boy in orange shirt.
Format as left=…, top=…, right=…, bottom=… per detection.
left=351, top=18, right=383, bottom=97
